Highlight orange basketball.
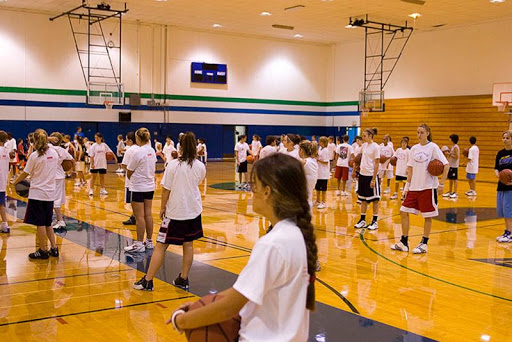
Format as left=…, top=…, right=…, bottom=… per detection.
left=389, top=156, right=397, bottom=166
left=427, top=159, right=444, bottom=177
left=354, top=153, right=362, bottom=164
left=498, top=169, right=512, bottom=185
left=462, top=148, right=469, bottom=158
left=379, top=155, right=389, bottom=164
left=185, top=294, right=241, bottom=342
left=247, top=155, right=254, bottom=163
left=106, top=151, right=115, bottom=161
left=61, top=159, right=73, bottom=172
left=348, top=159, right=355, bottom=168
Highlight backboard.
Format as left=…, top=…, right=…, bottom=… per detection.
left=359, top=90, right=384, bottom=112
left=88, top=82, right=124, bottom=105
left=492, top=82, right=512, bottom=107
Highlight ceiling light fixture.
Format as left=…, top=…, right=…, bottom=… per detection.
left=155, top=0, right=168, bottom=2
left=409, top=13, right=421, bottom=19
left=294, top=34, right=303, bottom=38
left=260, top=11, right=272, bottom=16
left=490, top=0, right=505, bottom=3
left=212, top=24, right=222, bottom=28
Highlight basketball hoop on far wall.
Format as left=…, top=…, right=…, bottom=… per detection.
left=104, top=100, right=113, bottom=110
left=361, top=107, right=370, bottom=118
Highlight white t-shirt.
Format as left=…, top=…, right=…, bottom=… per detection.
left=122, top=145, right=139, bottom=187
left=259, top=145, right=276, bottom=160
left=0, top=146, right=10, bottom=192
left=336, top=143, right=351, bottom=168
left=304, top=157, right=318, bottom=205
left=163, top=143, right=176, bottom=162
left=197, top=143, right=207, bottom=157
left=116, top=140, right=125, bottom=157
left=394, top=147, right=410, bottom=177
left=327, top=142, right=336, bottom=160
left=379, top=143, right=395, bottom=171
left=88, top=142, right=112, bottom=170
left=281, top=146, right=301, bottom=160
left=408, top=142, right=449, bottom=191
left=251, top=140, right=262, bottom=156
left=235, top=142, right=250, bottom=163
left=317, top=147, right=331, bottom=180
left=6, top=138, right=16, bottom=162
left=24, top=147, right=59, bottom=201
left=360, top=142, right=380, bottom=177
left=154, top=141, right=163, bottom=152
left=50, top=145, right=74, bottom=180
left=233, top=219, right=309, bottom=342
left=127, top=144, right=156, bottom=192
left=352, top=142, right=362, bottom=156
left=449, top=144, right=460, bottom=168
left=466, top=145, right=479, bottom=174
left=161, top=159, right=206, bottom=220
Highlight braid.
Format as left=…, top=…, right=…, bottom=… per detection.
left=297, top=201, right=318, bottom=311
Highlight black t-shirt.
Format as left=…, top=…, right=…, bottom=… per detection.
left=495, top=148, right=512, bottom=191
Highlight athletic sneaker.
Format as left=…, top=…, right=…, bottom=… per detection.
left=243, top=183, right=251, bottom=191
left=116, top=168, right=123, bottom=173
left=356, top=200, right=362, bottom=204
left=449, top=193, right=458, bottom=199
left=316, top=260, right=322, bottom=272
left=391, top=242, right=409, bottom=252
left=354, top=220, right=367, bottom=229
left=122, top=216, right=136, bottom=225
left=390, top=193, right=398, bottom=200
left=0, top=223, right=10, bottom=233
left=133, top=276, right=155, bottom=291
left=29, top=248, right=49, bottom=260
left=442, top=192, right=452, bottom=198
left=145, top=239, right=154, bottom=249
left=412, top=243, right=428, bottom=254
left=52, top=220, right=66, bottom=229
left=173, top=273, right=189, bottom=290
left=366, top=221, right=378, bottom=230
left=88, top=189, right=94, bottom=196
left=383, top=188, right=390, bottom=194
left=317, top=202, right=326, bottom=209
left=49, top=247, right=59, bottom=257
left=465, top=190, right=477, bottom=196
left=497, top=231, right=512, bottom=243
left=313, top=200, right=320, bottom=206
left=236, top=183, right=244, bottom=190
left=74, top=181, right=81, bottom=187
left=335, top=190, right=341, bottom=196
left=342, top=191, right=349, bottom=196
left=133, top=276, right=154, bottom=291
left=99, top=188, right=108, bottom=195
left=124, top=241, right=145, bottom=253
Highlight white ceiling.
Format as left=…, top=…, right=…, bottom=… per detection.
left=1, top=0, right=512, bottom=44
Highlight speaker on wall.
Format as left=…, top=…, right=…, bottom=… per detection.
left=119, top=112, right=131, bottom=122
left=129, top=94, right=141, bottom=106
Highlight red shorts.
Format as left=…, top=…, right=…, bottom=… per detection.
left=400, top=189, right=438, bottom=218
left=334, top=166, right=349, bottom=181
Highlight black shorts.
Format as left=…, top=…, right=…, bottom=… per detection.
left=315, top=179, right=328, bottom=191
left=156, top=215, right=204, bottom=246
left=117, top=155, right=124, bottom=164
left=357, top=175, right=381, bottom=202
left=448, top=167, right=458, bottom=180
left=90, top=168, right=107, bottom=174
left=24, top=199, right=54, bottom=227
left=125, top=187, right=132, bottom=204
left=237, top=161, right=248, bottom=173
left=396, top=175, right=407, bottom=181
left=131, top=191, right=154, bottom=203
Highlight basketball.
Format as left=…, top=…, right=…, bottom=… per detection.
left=498, top=169, right=512, bottom=185
left=9, top=151, right=15, bottom=159
left=106, top=151, right=115, bottom=161
left=185, top=294, right=240, bottom=342
left=462, top=148, right=469, bottom=158
left=15, top=179, right=30, bottom=198
left=348, top=159, right=354, bottom=168
left=62, top=159, right=73, bottom=172
left=389, top=156, right=397, bottom=166
left=427, top=159, right=444, bottom=177
left=379, top=155, right=389, bottom=164
left=354, top=153, right=362, bottom=164
left=171, top=150, right=178, bottom=159
left=247, top=155, right=254, bottom=163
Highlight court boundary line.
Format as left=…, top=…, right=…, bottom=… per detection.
left=359, top=229, right=512, bottom=302
left=0, top=268, right=133, bottom=286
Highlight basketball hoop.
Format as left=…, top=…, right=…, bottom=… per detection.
left=104, top=100, right=113, bottom=110
left=361, top=108, right=370, bottom=118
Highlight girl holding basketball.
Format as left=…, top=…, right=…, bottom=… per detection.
left=495, top=130, right=512, bottom=243
left=391, top=124, right=449, bottom=254
left=354, top=128, right=381, bottom=230
left=168, top=153, right=317, bottom=341
left=124, top=128, right=157, bottom=253
left=88, top=132, right=116, bottom=196
left=133, top=132, right=205, bottom=291
left=14, top=129, right=60, bottom=259
left=74, top=136, right=87, bottom=186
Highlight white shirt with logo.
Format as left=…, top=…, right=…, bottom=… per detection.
left=379, top=143, right=395, bottom=171
left=161, top=159, right=206, bottom=220
left=88, top=142, right=112, bottom=170
left=251, top=140, right=262, bottom=156
left=360, top=142, right=380, bottom=177
left=408, top=142, right=449, bottom=191
left=24, top=148, right=59, bottom=201
left=336, top=143, right=352, bottom=167
left=127, top=144, right=157, bottom=192
left=466, top=145, right=479, bottom=174
left=235, top=142, right=250, bottom=163
left=394, top=147, right=410, bottom=177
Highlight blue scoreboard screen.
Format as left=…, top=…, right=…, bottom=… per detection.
left=191, top=62, right=227, bottom=84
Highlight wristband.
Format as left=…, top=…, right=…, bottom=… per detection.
left=171, top=309, right=185, bottom=334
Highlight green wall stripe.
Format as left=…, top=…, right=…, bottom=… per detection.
left=0, top=86, right=357, bottom=107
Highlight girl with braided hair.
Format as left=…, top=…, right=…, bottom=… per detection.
left=168, top=153, right=318, bottom=341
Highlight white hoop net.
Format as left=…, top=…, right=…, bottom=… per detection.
left=361, top=108, right=370, bottom=118
left=104, top=101, right=113, bottom=110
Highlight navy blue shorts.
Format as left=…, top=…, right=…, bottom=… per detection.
left=131, top=191, right=154, bottom=203
left=0, top=192, right=5, bottom=206
left=24, top=199, right=54, bottom=227
left=156, top=215, right=203, bottom=246
left=91, top=168, right=107, bottom=174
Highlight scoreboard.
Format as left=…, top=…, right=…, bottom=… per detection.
left=191, top=62, right=227, bottom=84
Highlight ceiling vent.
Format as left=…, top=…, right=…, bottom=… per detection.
left=272, top=24, right=295, bottom=30
left=400, top=0, right=426, bottom=4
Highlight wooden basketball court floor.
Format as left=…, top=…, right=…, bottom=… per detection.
left=0, top=162, right=510, bottom=341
